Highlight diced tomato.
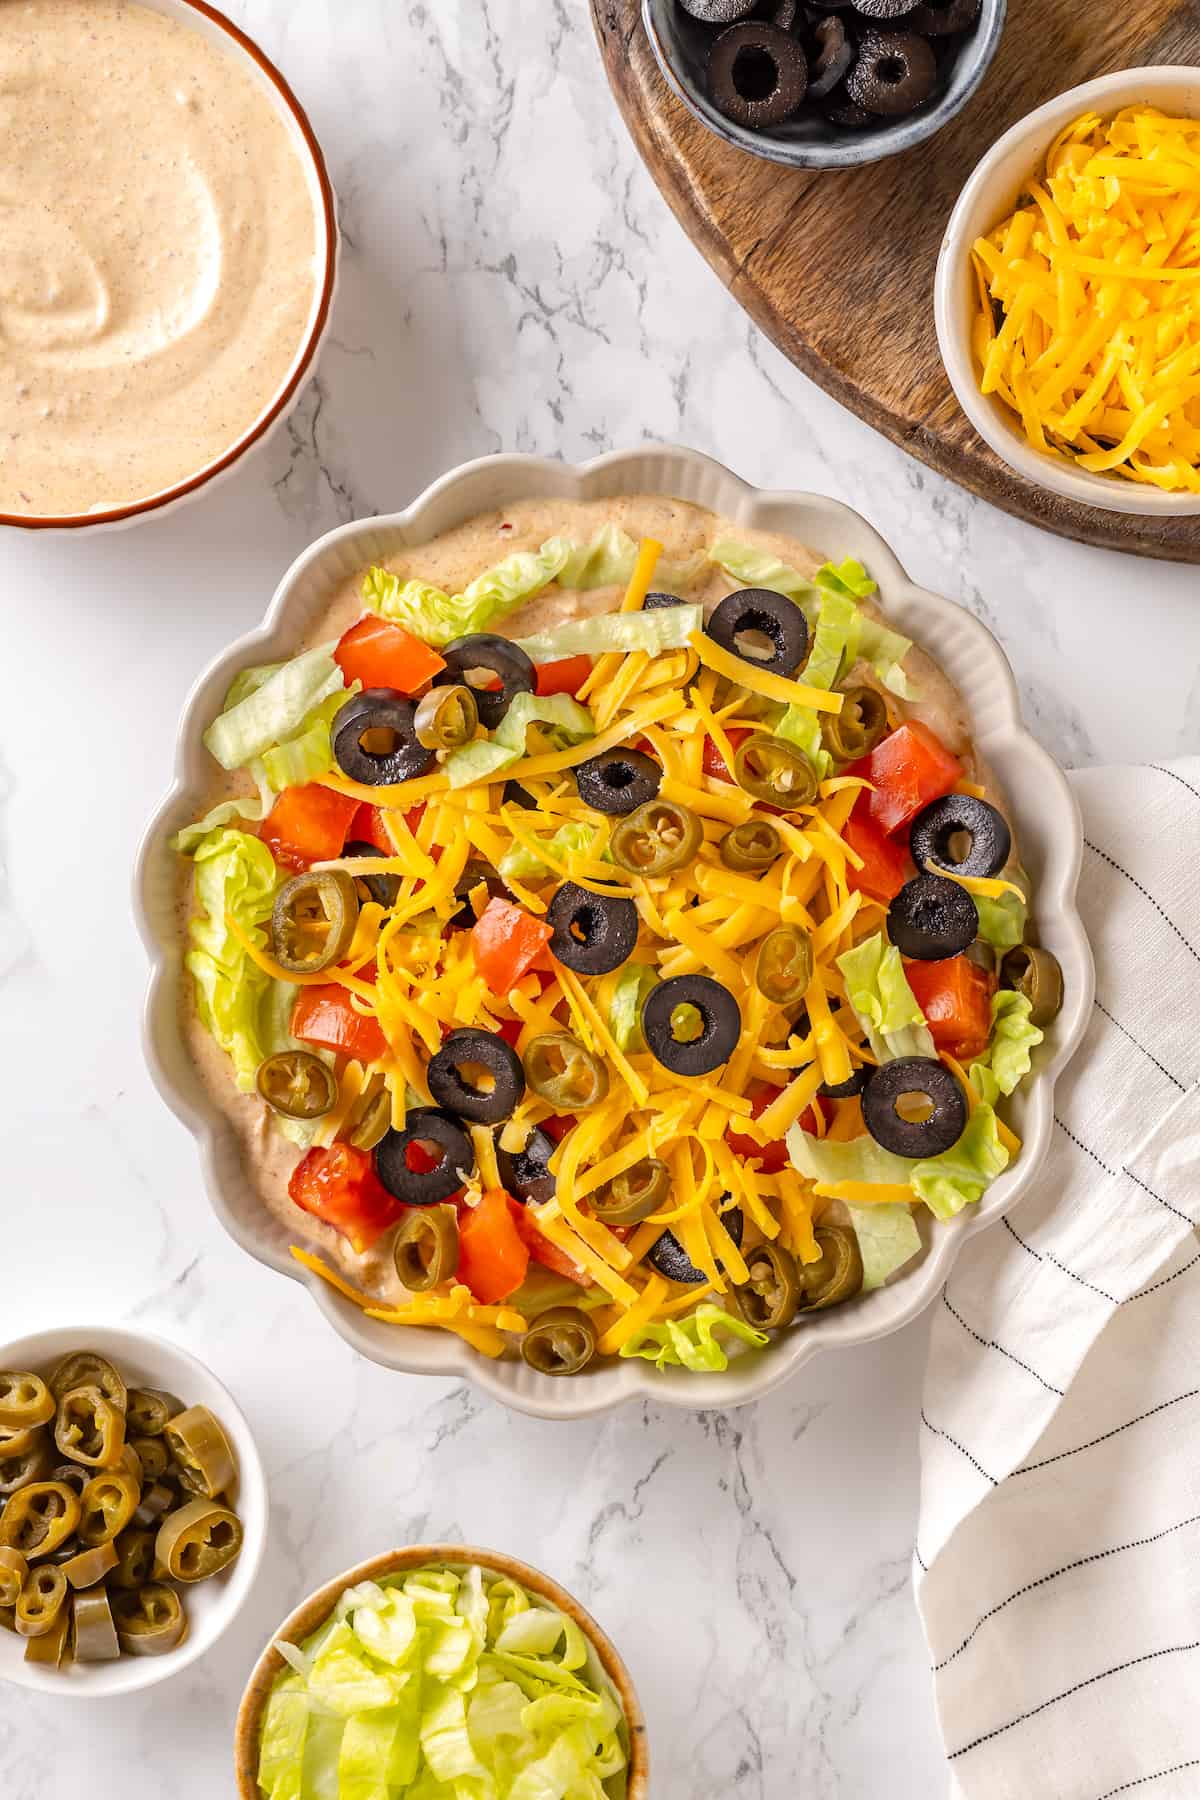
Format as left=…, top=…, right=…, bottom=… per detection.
left=905, top=955, right=994, bottom=1062
left=535, top=655, right=593, bottom=698
left=844, top=796, right=910, bottom=902
left=347, top=803, right=394, bottom=854
left=470, top=898, right=555, bottom=995
left=703, top=726, right=751, bottom=785
left=540, top=1112, right=577, bottom=1145
left=288, top=1143, right=401, bottom=1252
left=725, top=1082, right=791, bottom=1173
left=261, top=783, right=359, bottom=871
left=291, top=986, right=389, bottom=1062
left=333, top=615, right=446, bottom=694
left=495, top=1018, right=524, bottom=1048
left=457, top=1187, right=530, bottom=1303
left=852, top=722, right=961, bottom=836
left=509, top=1199, right=589, bottom=1285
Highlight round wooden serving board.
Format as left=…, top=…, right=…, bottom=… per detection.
left=592, top=0, right=1200, bottom=562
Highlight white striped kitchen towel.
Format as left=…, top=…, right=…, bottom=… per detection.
left=915, top=759, right=1200, bottom=1800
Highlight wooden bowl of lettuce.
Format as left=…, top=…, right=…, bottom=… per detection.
left=235, top=1544, right=648, bottom=1799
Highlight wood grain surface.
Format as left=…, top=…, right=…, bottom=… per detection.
left=591, top=0, right=1200, bottom=562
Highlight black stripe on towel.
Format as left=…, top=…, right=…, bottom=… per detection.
left=1084, top=839, right=1200, bottom=963
left=1093, top=1760, right=1200, bottom=1800
left=1014, top=1390, right=1200, bottom=1477
left=941, top=1293, right=1064, bottom=1395
left=920, top=1410, right=997, bottom=1485
left=933, top=1512, right=1200, bottom=1672
left=1126, top=1252, right=1200, bottom=1305
left=1054, top=1120, right=1192, bottom=1226
left=1092, top=998, right=1187, bottom=1092
left=1149, top=763, right=1200, bottom=805
left=1002, top=1214, right=1119, bottom=1306
left=949, top=1642, right=1200, bottom=1759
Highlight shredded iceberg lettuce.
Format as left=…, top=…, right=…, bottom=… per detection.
left=444, top=693, right=594, bottom=788
left=605, top=961, right=659, bottom=1053
left=974, top=888, right=1027, bottom=950
left=814, top=556, right=877, bottom=602
left=260, top=684, right=360, bottom=794
left=204, top=646, right=346, bottom=771
left=618, top=1303, right=768, bottom=1372
left=498, top=820, right=597, bottom=883
left=184, top=828, right=282, bottom=1092
left=837, top=932, right=935, bottom=1062
left=969, top=991, right=1043, bottom=1106
left=513, top=603, right=702, bottom=663
left=708, top=538, right=816, bottom=611
left=256, top=1562, right=628, bottom=1800
left=844, top=1201, right=923, bottom=1291
left=786, top=1104, right=1009, bottom=1221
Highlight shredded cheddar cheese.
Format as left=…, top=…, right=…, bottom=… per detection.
left=973, top=106, right=1200, bottom=491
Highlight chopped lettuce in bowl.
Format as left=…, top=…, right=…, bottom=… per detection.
left=238, top=1549, right=645, bottom=1800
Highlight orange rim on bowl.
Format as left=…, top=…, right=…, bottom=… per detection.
left=0, top=0, right=337, bottom=534
left=233, top=1545, right=649, bottom=1799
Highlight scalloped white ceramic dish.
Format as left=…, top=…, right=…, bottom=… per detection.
left=136, top=446, right=1092, bottom=1419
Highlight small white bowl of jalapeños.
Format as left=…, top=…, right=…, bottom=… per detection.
left=137, top=444, right=1093, bottom=1420
left=0, top=1324, right=267, bottom=1696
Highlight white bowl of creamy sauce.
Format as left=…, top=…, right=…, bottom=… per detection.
left=0, top=0, right=336, bottom=529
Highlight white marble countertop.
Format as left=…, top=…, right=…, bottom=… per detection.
left=3, top=3, right=1199, bottom=1795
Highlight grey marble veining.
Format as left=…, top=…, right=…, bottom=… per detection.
left=2, top=2, right=1198, bottom=1795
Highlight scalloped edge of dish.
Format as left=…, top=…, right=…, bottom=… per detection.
left=135, top=445, right=1093, bottom=1418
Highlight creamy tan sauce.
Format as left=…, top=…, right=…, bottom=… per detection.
left=178, top=496, right=1006, bottom=1290
left=0, top=0, right=322, bottom=516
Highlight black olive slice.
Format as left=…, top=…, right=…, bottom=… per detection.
left=642, top=975, right=741, bottom=1076
left=861, top=1057, right=967, bottom=1158
left=819, top=1066, right=870, bottom=1100
left=502, top=779, right=539, bottom=811
left=851, top=0, right=917, bottom=17
left=342, top=841, right=401, bottom=910
left=681, top=0, right=757, bottom=19
left=708, top=22, right=808, bottom=130
left=887, top=874, right=978, bottom=960
left=375, top=1108, right=475, bottom=1205
left=547, top=882, right=639, bottom=976
left=908, top=794, right=1012, bottom=882
left=433, top=634, right=535, bottom=729
left=574, top=747, right=661, bottom=815
left=822, top=94, right=874, bottom=126
left=426, top=1028, right=526, bottom=1125
left=648, top=1205, right=744, bottom=1285
left=907, top=0, right=979, bottom=32
left=846, top=30, right=937, bottom=114
left=705, top=587, right=809, bottom=678
left=497, top=1127, right=556, bottom=1206
left=643, top=591, right=686, bottom=610
left=332, top=690, right=436, bottom=787
left=807, top=15, right=854, bottom=96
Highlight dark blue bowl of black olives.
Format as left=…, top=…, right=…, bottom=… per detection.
left=643, top=0, right=1005, bottom=168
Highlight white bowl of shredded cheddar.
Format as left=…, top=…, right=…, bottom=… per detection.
left=136, top=446, right=1092, bottom=1419
left=936, top=67, right=1200, bottom=515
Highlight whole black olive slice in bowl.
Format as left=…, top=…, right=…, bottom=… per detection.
left=888, top=873, right=978, bottom=960
left=642, top=974, right=741, bottom=1076
left=342, top=842, right=401, bottom=910
left=648, top=1204, right=745, bottom=1284
left=861, top=1057, right=967, bottom=1157
left=846, top=30, right=937, bottom=115
left=708, top=21, right=808, bottom=129
left=909, top=793, right=1011, bottom=881
left=375, top=1109, right=474, bottom=1205
left=574, top=747, right=661, bottom=815
left=547, top=882, right=639, bottom=976
left=426, top=1028, right=526, bottom=1125
left=705, top=587, right=809, bottom=678
left=497, top=1127, right=556, bottom=1205
left=332, top=690, right=435, bottom=787
left=433, top=634, right=535, bottom=729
